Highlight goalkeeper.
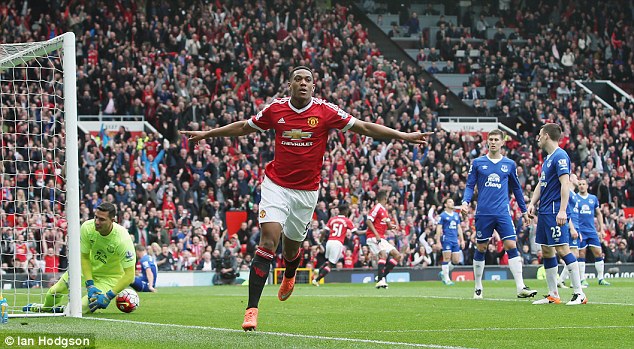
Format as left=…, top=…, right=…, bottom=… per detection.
left=24, top=202, right=136, bottom=313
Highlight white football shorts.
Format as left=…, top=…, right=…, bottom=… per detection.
left=325, top=240, right=344, bottom=264
left=258, top=176, right=319, bottom=242
left=366, top=237, right=397, bottom=255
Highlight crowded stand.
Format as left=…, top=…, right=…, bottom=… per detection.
left=1, top=0, right=633, bottom=284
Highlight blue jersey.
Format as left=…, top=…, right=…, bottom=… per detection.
left=569, top=190, right=580, bottom=230
left=438, top=211, right=460, bottom=241
left=538, top=148, right=571, bottom=215
left=139, top=254, right=157, bottom=285
left=577, top=193, right=599, bottom=234
left=462, top=156, right=527, bottom=216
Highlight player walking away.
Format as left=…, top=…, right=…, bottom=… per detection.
left=528, top=123, right=587, bottom=305
left=461, top=129, right=537, bottom=299
left=366, top=189, right=402, bottom=289
left=576, top=178, right=610, bottom=287
left=312, top=204, right=356, bottom=286
left=181, top=66, right=432, bottom=331
left=436, top=198, right=464, bottom=285
left=558, top=174, right=582, bottom=288
left=23, top=202, right=136, bottom=313
left=131, top=244, right=158, bottom=292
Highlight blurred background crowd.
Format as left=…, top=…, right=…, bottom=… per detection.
left=1, top=0, right=633, bottom=283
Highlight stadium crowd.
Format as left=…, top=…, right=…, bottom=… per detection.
left=0, top=0, right=633, bottom=283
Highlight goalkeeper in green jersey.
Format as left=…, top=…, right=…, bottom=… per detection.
left=24, top=202, right=136, bottom=313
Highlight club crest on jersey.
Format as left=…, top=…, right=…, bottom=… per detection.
left=482, top=165, right=488, bottom=170
left=107, top=244, right=115, bottom=253
left=307, top=116, right=319, bottom=127
left=500, top=165, right=508, bottom=172
left=547, top=160, right=552, bottom=167
left=260, top=210, right=266, bottom=218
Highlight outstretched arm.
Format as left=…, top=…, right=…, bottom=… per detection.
left=180, top=120, right=257, bottom=141
left=350, top=119, right=432, bottom=145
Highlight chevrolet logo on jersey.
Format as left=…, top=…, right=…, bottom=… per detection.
left=282, top=129, right=313, bottom=140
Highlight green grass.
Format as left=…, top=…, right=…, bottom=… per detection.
left=1, top=279, right=634, bottom=349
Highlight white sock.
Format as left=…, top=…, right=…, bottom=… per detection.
left=508, top=256, right=525, bottom=292
left=579, top=261, right=586, bottom=281
left=473, top=260, right=485, bottom=290
left=567, top=261, right=583, bottom=294
left=559, top=266, right=569, bottom=282
left=442, top=264, right=450, bottom=282
left=545, top=267, right=559, bottom=298
left=596, top=260, right=605, bottom=281
left=448, top=262, right=455, bottom=272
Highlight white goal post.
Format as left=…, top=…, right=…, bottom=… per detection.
left=0, top=32, right=81, bottom=318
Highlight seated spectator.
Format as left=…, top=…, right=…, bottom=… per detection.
left=156, top=245, right=175, bottom=271
left=388, top=23, right=402, bottom=38
left=441, top=60, right=456, bottom=73
left=214, top=250, right=238, bottom=285
left=423, top=4, right=439, bottom=16
left=197, top=251, right=214, bottom=271
left=427, top=47, right=441, bottom=61
left=407, top=12, right=420, bottom=36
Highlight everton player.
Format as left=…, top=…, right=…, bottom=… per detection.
left=131, top=245, right=158, bottom=292
left=312, top=204, right=356, bottom=286
left=576, top=178, right=610, bottom=286
left=436, top=198, right=464, bottom=285
left=461, top=129, right=536, bottom=299
left=181, top=66, right=433, bottom=331
left=528, top=123, right=586, bottom=305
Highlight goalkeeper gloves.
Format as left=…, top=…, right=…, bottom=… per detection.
left=88, top=290, right=116, bottom=313
left=86, top=280, right=102, bottom=300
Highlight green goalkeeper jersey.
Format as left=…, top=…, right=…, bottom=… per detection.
left=80, top=219, right=136, bottom=279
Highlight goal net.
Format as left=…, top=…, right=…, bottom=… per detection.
left=0, top=32, right=81, bottom=317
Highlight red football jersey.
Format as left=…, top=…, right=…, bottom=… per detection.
left=367, top=203, right=390, bottom=239
left=248, top=97, right=356, bottom=190
left=326, top=215, right=356, bottom=244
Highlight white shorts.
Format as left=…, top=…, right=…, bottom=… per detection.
left=259, top=176, right=319, bottom=242
left=325, top=240, right=344, bottom=264
left=367, top=237, right=397, bottom=255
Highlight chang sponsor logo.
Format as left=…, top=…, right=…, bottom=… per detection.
left=484, top=173, right=502, bottom=188
left=580, top=204, right=592, bottom=215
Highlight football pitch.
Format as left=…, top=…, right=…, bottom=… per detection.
left=2, top=279, right=633, bottom=349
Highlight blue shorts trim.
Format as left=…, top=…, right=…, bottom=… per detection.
left=474, top=215, right=517, bottom=243
left=536, top=214, right=570, bottom=246
left=441, top=238, right=461, bottom=253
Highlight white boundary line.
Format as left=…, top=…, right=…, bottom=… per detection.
left=208, top=293, right=634, bottom=306
left=84, top=317, right=474, bottom=349
left=324, top=325, right=634, bottom=334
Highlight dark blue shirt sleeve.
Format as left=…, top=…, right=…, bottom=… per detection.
left=462, top=160, right=477, bottom=204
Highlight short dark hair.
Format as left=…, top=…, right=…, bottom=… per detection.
left=135, top=244, right=146, bottom=252
left=377, top=189, right=388, bottom=201
left=542, top=123, right=562, bottom=141
left=290, top=66, right=313, bottom=79
left=338, top=204, right=350, bottom=216
left=488, top=129, right=505, bottom=139
left=96, top=202, right=117, bottom=219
